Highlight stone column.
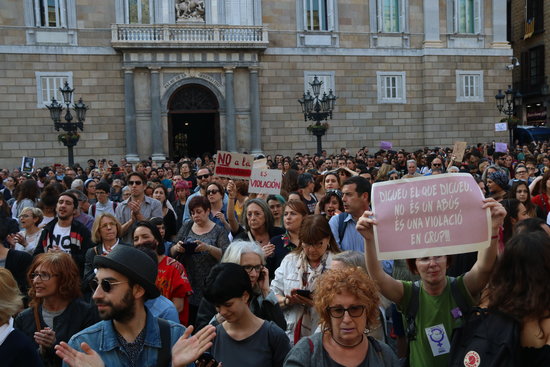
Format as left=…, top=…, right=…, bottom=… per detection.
left=149, top=67, right=165, bottom=161
left=491, top=0, right=510, bottom=48
left=123, top=67, right=139, bottom=162
left=423, top=0, right=442, bottom=47
left=224, top=66, right=237, bottom=151
left=249, top=67, right=262, bottom=154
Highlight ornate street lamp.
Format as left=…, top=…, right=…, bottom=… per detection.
left=495, top=85, right=522, bottom=147
left=46, top=82, right=88, bottom=166
left=298, top=76, right=337, bottom=155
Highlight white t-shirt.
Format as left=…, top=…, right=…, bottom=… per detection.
left=51, top=223, right=72, bottom=253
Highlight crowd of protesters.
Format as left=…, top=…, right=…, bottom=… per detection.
left=0, top=141, right=549, bottom=367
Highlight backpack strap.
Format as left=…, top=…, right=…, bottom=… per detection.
left=405, top=280, right=420, bottom=341
left=367, top=336, right=382, bottom=358
left=156, top=318, right=171, bottom=367
left=337, top=213, right=348, bottom=244
left=449, top=277, right=471, bottom=318
left=91, top=204, right=96, bottom=217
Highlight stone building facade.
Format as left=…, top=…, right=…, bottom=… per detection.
left=0, top=0, right=511, bottom=168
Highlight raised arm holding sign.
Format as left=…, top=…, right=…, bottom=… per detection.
left=356, top=185, right=506, bottom=366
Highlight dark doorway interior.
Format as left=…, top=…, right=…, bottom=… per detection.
left=168, top=84, right=220, bottom=160
left=171, top=113, right=217, bottom=159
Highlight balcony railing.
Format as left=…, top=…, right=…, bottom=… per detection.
left=111, top=24, right=269, bottom=49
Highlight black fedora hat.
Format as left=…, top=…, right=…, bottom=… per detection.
left=93, top=245, right=160, bottom=299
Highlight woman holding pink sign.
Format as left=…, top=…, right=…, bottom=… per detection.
left=356, top=198, right=506, bottom=367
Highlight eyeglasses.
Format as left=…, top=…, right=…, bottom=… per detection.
left=19, top=214, right=32, bottom=219
left=90, top=279, right=128, bottom=293
left=197, top=174, right=210, bottom=179
left=416, top=256, right=446, bottom=265
left=206, top=189, right=220, bottom=195
left=327, top=305, right=366, bottom=318
left=515, top=170, right=527, bottom=174
left=432, top=163, right=442, bottom=167
left=128, top=180, right=142, bottom=186
left=30, top=272, right=58, bottom=281
left=242, top=264, right=263, bottom=274
left=100, top=221, right=117, bottom=229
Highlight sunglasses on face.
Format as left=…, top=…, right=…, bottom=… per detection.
left=326, top=305, right=366, bottom=318
left=90, top=279, right=128, bottom=293
left=128, top=180, right=142, bottom=186
left=206, top=189, right=220, bottom=195
left=197, top=174, right=210, bottom=179
left=242, top=264, right=263, bottom=274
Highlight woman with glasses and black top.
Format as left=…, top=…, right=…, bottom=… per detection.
left=284, top=267, right=399, bottom=367
left=14, top=252, right=97, bottom=367
left=195, top=240, right=286, bottom=332
left=271, top=215, right=340, bottom=345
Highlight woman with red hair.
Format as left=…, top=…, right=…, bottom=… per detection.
left=14, top=252, right=97, bottom=367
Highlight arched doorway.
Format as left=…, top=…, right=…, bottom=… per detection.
left=168, top=84, right=220, bottom=160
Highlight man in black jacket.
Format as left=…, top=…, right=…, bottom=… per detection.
left=34, top=191, right=92, bottom=277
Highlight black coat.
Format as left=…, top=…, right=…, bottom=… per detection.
left=5, top=248, right=32, bottom=295
left=14, top=298, right=99, bottom=367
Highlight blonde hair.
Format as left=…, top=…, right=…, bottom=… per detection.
left=0, top=268, right=23, bottom=324
left=21, top=206, right=44, bottom=226
left=91, top=213, right=122, bottom=244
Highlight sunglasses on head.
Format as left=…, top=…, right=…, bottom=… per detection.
left=90, top=279, right=128, bottom=293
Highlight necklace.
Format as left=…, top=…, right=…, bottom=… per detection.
left=331, top=333, right=364, bottom=348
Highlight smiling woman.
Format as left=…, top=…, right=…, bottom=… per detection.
left=13, top=252, right=97, bottom=367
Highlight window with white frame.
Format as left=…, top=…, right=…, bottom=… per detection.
left=33, top=0, right=68, bottom=27
left=452, top=0, right=481, bottom=34
left=303, top=0, right=334, bottom=31
left=376, top=0, right=405, bottom=33
left=35, top=72, right=73, bottom=107
left=124, top=0, right=154, bottom=24
left=456, top=70, right=483, bottom=102
left=377, top=72, right=406, bottom=104
left=304, top=71, right=335, bottom=96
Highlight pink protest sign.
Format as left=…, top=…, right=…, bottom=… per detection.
left=495, top=142, right=507, bottom=153
left=371, top=173, right=490, bottom=260
left=214, top=151, right=253, bottom=179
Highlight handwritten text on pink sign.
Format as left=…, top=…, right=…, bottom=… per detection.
left=371, top=174, right=490, bottom=260
left=215, top=151, right=253, bottom=179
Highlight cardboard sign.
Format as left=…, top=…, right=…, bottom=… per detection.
left=495, top=142, right=507, bottom=153
left=371, top=173, right=490, bottom=260
left=214, top=151, right=253, bottom=179
left=380, top=141, right=393, bottom=150
left=495, top=122, right=507, bottom=132
left=452, top=142, right=467, bottom=162
left=248, top=168, right=282, bottom=195
left=21, top=157, right=35, bottom=173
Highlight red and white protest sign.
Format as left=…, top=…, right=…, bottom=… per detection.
left=248, top=168, right=282, bottom=195
left=371, top=173, right=490, bottom=260
left=214, top=151, right=253, bottom=179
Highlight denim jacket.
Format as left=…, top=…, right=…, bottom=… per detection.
left=65, top=309, right=185, bottom=367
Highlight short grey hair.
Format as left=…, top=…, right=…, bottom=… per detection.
left=406, top=160, right=417, bottom=167
left=221, top=240, right=266, bottom=265
left=332, top=250, right=367, bottom=271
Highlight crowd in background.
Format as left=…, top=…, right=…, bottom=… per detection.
left=0, top=140, right=549, bottom=367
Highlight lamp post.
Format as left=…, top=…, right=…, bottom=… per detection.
left=46, top=82, right=88, bottom=166
left=495, top=85, right=522, bottom=147
left=298, top=76, right=337, bottom=156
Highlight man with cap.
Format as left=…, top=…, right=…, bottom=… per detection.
left=55, top=245, right=215, bottom=367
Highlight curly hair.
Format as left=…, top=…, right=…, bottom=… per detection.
left=314, top=267, right=380, bottom=332
left=487, top=232, right=550, bottom=322
left=27, top=252, right=82, bottom=307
